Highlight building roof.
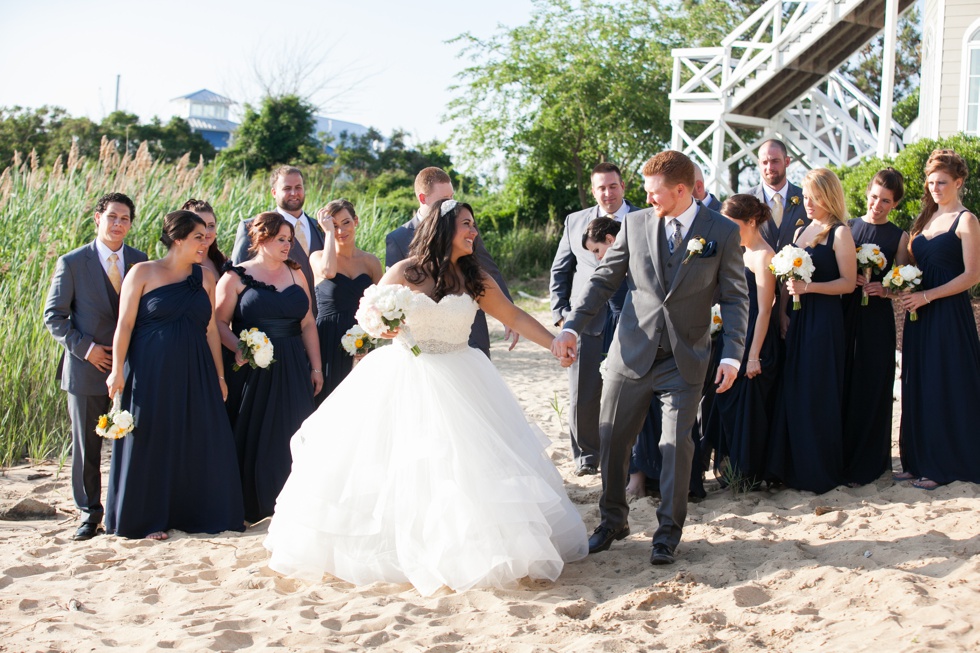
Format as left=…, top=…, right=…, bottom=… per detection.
left=172, top=89, right=236, bottom=105
left=186, top=117, right=240, bottom=133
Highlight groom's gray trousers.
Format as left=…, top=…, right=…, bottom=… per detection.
left=598, top=351, right=700, bottom=550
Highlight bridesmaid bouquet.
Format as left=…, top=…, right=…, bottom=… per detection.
left=769, top=245, right=814, bottom=310
left=96, top=395, right=134, bottom=439
left=710, top=304, right=723, bottom=336
left=355, top=285, right=421, bottom=356
left=882, top=264, right=924, bottom=320
left=235, top=327, right=276, bottom=370
left=855, top=243, right=888, bottom=306
left=341, top=325, right=380, bottom=356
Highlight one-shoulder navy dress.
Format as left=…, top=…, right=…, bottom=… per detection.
left=899, top=212, right=980, bottom=485
left=105, top=266, right=244, bottom=538
left=767, top=228, right=846, bottom=493
left=227, top=265, right=315, bottom=522
left=314, top=272, right=372, bottom=404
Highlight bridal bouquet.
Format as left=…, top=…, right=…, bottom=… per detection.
left=341, top=325, right=380, bottom=357
left=355, top=284, right=421, bottom=356
left=235, top=327, right=275, bottom=370
left=882, top=264, right=924, bottom=320
left=710, top=304, right=723, bottom=336
left=96, top=395, right=134, bottom=440
left=769, top=245, right=815, bottom=310
left=855, top=243, right=888, bottom=306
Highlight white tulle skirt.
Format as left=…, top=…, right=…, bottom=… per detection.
left=264, top=344, right=588, bottom=596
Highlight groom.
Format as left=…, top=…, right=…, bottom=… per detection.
left=552, top=151, right=748, bottom=564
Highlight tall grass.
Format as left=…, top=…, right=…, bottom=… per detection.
left=0, top=140, right=404, bottom=466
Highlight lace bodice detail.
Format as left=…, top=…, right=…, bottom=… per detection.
left=403, top=293, right=478, bottom=354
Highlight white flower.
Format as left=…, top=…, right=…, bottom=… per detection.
left=114, top=411, right=134, bottom=431
left=253, top=344, right=274, bottom=368
left=769, top=245, right=814, bottom=283
left=710, top=304, right=723, bottom=335
left=856, top=243, right=887, bottom=270
left=899, top=265, right=920, bottom=282
left=687, top=239, right=704, bottom=254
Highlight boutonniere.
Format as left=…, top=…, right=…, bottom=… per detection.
left=795, top=218, right=804, bottom=227
left=683, top=237, right=707, bottom=264
left=126, top=262, right=136, bottom=272
left=790, top=196, right=800, bottom=206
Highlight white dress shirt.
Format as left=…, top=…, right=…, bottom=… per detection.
left=761, top=182, right=789, bottom=209
left=87, top=239, right=126, bottom=360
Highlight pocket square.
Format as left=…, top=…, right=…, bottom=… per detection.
left=795, top=219, right=804, bottom=227
left=702, top=241, right=717, bottom=258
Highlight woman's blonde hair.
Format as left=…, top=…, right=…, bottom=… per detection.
left=802, top=168, right=847, bottom=246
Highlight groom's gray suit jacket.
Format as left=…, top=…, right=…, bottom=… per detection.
left=566, top=202, right=748, bottom=385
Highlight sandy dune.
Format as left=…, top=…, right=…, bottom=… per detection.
left=2, top=308, right=978, bottom=652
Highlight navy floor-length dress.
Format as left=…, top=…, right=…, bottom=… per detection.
left=900, top=212, right=980, bottom=485
left=314, top=272, right=372, bottom=405
left=105, top=265, right=244, bottom=538
left=841, top=219, right=904, bottom=485
left=767, top=228, right=846, bottom=493
left=227, top=265, right=316, bottom=523
left=706, top=267, right=776, bottom=484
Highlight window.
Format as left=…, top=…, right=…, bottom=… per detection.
left=964, top=26, right=980, bottom=135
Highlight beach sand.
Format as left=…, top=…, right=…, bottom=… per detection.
left=2, top=306, right=978, bottom=652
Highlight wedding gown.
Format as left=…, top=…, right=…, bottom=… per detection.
left=265, top=291, right=588, bottom=595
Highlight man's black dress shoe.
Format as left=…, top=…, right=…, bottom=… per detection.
left=588, top=524, right=630, bottom=554
left=73, top=523, right=103, bottom=541
left=575, top=464, right=598, bottom=477
left=650, top=543, right=675, bottom=565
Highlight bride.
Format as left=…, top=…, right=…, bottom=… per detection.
left=264, top=198, right=588, bottom=595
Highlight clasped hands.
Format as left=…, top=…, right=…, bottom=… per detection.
left=550, top=331, right=577, bottom=368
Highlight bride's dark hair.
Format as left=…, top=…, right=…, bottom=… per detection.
left=405, top=199, right=486, bottom=301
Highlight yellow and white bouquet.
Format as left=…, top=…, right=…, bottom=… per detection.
left=882, top=264, right=924, bottom=320
left=709, top=304, right=723, bottom=336
left=235, top=327, right=275, bottom=370
left=855, top=243, right=887, bottom=306
left=96, top=395, right=134, bottom=440
left=341, top=325, right=379, bottom=357
left=355, top=284, right=421, bottom=356
left=769, top=245, right=815, bottom=310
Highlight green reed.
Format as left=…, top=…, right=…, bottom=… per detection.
left=0, top=141, right=403, bottom=466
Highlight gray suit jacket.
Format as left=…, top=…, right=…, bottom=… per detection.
left=747, top=182, right=809, bottom=251
left=44, top=240, right=148, bottom=395
left=549, top=201, right=638, bottom=336
left=703, top=193, right=721, bottom=211
left=565, top=204, right=748, bottom=385
left=231, top=212, right=324, bottom=313
left=385, top=213, right=512, bottom=356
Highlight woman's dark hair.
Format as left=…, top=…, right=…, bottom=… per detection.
left=721, top=193, right=772, bottom=225
left=867, top=167, right=905, bottom=205
left=181, top=198, right=226, bottom=270
left=160, top=210, right=206, bottom=249
left=582, top=216, right=621, bottom=248
left=405, top=199, right=486, bottom=301
left=910, top=149, right=968, bottom=239
left=247, top=212, right=301, bottom=270
left=323, top=198, right=357, bottom=219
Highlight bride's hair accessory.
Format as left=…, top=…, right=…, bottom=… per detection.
left=439, top=199, right=458, bottom=217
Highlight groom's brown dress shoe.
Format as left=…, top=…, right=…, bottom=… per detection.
left=650, top=543, right=675, bottom=565
left=588, top=524, right=630, bottom=554
left=72, top=523, right=103, bottom=541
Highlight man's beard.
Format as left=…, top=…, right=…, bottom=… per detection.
left=279, top=197, right=304, bottom=212
left=764, top=172, right=786, bottom=188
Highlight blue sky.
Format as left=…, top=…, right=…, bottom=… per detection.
left=1, top=0, right=533, bottom=143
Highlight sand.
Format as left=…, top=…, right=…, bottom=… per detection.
left=2, top=306, right=978, bottom=652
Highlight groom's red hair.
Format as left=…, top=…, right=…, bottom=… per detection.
left=641, top=151, right=695, bottom=189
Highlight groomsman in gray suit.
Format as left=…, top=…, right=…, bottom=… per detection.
left=745, top=139, right=808, bottom=251
left=550, top=162, right=638, bottom=476
left=693, top=165, right=722, bottom=211
left=385, top=167, right=515, bottom=357
left=231, top=166, right=324, bottom=316
left=44, top=193, right=148, bottom=541
left=552, top=151, right=748, bottom=565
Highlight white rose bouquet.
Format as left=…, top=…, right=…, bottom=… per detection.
left=235, top=327, right=276, bottom=370
left=96, top=394, right=134, bottom=440
left=709, top=303, right=723, bottom=336
left=882, top=264, right=924, bottom=320
left=769, top=245, right=815, bottom=310
left=341, top=324, right=379, bottom=357
left=855, top=243, right=888, bottom=306
left=355, top=284, right=421, bottom=356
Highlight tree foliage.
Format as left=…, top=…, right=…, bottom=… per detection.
left=218, top=95, right=323, bottom=175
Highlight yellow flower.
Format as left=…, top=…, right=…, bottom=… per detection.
left=712, top=315, right=723, bottom=325
left=97, top=415, right=109, bottom=430
left=355, top=338, right=364, bottom=348
left=792, top=257, right=803, bottom=267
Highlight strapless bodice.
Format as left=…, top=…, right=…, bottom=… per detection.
left=402, top=293, right=478, bottom=354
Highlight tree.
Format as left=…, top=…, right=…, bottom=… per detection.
left=218, top=95, right=323, bottom=174
left=447, top=0, right=676, bottom=223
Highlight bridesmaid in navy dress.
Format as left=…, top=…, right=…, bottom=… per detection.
left=309, top=199, right=382, bottom=404
left=842, top=169, right=910, bottom=486
left=706, top=194, right=776, bottom=485
left=768, top=169, right=857, bottom=493
left=896, top=149, right=980, bottom=489
left=216, top=212, right=322, bottom=523
left=105, top=211, right=244, bottom=540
